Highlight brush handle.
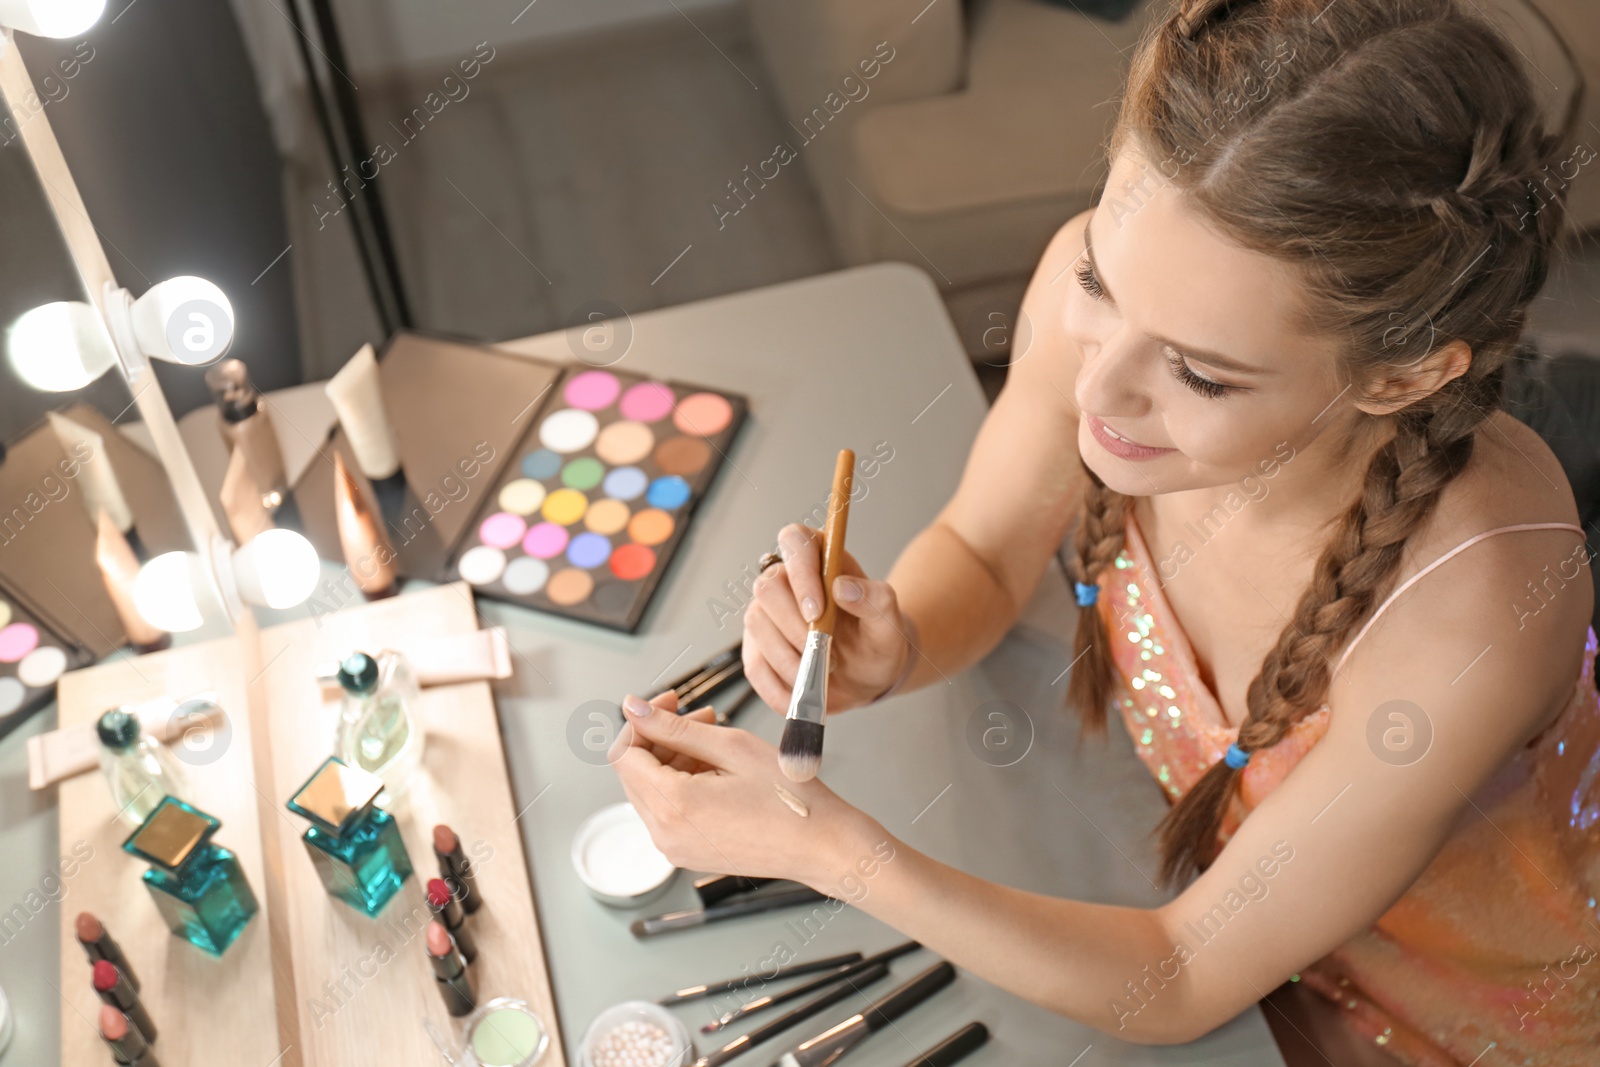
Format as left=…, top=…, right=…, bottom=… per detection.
left=814, top=449, right=855, bottom=637
left=863, top=961, right=956, bottom=1031
left=897, top=1022, right=989, bottom=1066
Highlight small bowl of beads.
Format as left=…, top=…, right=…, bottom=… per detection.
left=580, top=1001, right=693, bottom=1067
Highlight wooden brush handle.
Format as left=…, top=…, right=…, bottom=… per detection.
left=815, top=449, right=856, bottom=635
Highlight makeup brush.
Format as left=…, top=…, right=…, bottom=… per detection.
left=703, top=940, right=921, bottom=1033
left=99, top=1004, right=162, bottom=1067
left=779, top=449, right=855, bottom=782
left=772, top=961, right=956, bottom=1067
left=893, top=1022, right=989, bottom=1067
left=691, top=962, right=891, bottom=1067
left=665, top=643, right=741, bottom=699
left=661, top=950, right=863, bottom=1005
left=631, top=885, right=827, bottom=938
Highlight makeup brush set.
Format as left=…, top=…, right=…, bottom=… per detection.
left=651, top=942, right=988, bottom=1067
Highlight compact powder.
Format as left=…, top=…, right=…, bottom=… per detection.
left=502, top=557, right=551, bottom=596
left=539, top=409, right=600, bottom=453
left=627, top=510, right=674, bottom=547
left=17, top=647, right=66, bottom=688
left=523, top=523, right=570, bottom=559
left=546, top=568, right=594, bottom=606
left=469, top=1003, right=548, bottom=1067
left=584, top=499, right=631, bottom=536
left=653, top=437, right=710, bottom=477
left=499, top=479, right=547, bottom=515
left=577, top=805, right=674, bottom=898
left=458, top=545, right=508, bottom=585
left=602, top=466, right=648, bottom=501
left=541, top=488, right=588, bottom=526
left=480, top=513, right=528, bottom=550
left=618, top=382, right=675, bottom=423
left=0, top=623, right=40, bottom=663
left=595, top=421, right=654, bottom=466
left=673, top=393, right=733, bottom=437
left=565, top=370, right=622, bottom=411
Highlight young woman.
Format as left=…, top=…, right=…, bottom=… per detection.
left=612, top=0, right=1599, bottom=1062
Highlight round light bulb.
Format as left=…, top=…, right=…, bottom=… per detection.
left=7, top=301, right=116, bottom=392
left=0, top=0, right=106, bottom=37
left=130, top=276, right=235, bottom=366
left=231, top=529, right=320, bottom=610
left=133, top=552, right=205, bottom=633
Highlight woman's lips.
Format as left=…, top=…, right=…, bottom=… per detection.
left=1086, top=415, right=1176, bottom=461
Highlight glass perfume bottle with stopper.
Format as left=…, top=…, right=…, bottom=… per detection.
left=287, top=756, right=413, bottom=917
left=333, top=650, right=423, bottom=806
left=122, top=796, right=258, bottom=956
left=98, top=708, right=188, bottom=827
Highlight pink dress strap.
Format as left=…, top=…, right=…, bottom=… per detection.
left=1332, top=521, right=1586, bottom=678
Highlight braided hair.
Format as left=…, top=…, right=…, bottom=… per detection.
left=1069, top=0, right=1581, bottom=885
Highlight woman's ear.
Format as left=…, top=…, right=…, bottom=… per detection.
left=1354, top=339, right=1473, bottom=415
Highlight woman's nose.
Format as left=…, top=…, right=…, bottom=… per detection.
left=1074, top=327, right=1151, bottom=419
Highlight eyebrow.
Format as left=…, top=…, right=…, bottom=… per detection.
left=1082, top=216, right=1270, bottom=377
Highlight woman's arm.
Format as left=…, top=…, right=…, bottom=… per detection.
left=742, top=213, right=1095, bottom=710
left=618, top=523, right=1590, bottom=1043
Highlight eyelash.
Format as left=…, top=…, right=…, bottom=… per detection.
left=1075, top=257, right=1238, bottom=400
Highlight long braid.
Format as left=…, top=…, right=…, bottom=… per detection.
left=1066, top=467, right=1131, bottom=733
left=1060, top=0, right=1574, bottom=884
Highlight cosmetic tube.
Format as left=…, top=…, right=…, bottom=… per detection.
left=427, top=921, right=476, bottom=1017
left=325, top=344, right=402, bottom=481
left=427, top=878, right=478, bottom=963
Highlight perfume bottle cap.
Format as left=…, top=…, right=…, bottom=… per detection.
left=96, top=709, right=141, bottom=749
left=337, top=652, right=379, bottom=695
left=122, top=797, right=220, bottom=870
left=287, top=756, right=384, bottom=833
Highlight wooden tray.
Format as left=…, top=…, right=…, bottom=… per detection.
left=57, top=584, right=564, bottom=1066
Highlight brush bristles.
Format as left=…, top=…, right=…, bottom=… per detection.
left=779, top=718, right=824, bottom=782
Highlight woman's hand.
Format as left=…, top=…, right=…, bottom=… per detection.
left=742, top=523, right=912, bottom=714
left=609, top=690, right=881, bottom=891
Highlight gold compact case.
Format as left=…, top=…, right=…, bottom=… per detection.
left=288, top=757, right=384, bottom=833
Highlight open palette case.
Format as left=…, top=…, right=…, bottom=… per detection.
left=293, top=333, right=746, bottom=632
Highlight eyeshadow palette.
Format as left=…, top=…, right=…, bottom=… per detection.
left=448, top=367, right=747, bottom=631
left=0, top=577, right=92, bottom=739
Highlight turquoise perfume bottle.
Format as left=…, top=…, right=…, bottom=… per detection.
left=287, top=756, right=413, bottom=916
left=122, top=797, right=258, bottom=956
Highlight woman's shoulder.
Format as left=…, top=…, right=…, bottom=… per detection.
left=1422, top=410, right=1580, bottom=553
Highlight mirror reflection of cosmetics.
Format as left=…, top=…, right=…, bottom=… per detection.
left=47, top=412, right=135, bottom=535
left=0, top=585, right=89, bottom=733
left=325, top=343, right=402, bottom=481
left=571, top=803, right=676, bottom=907
left=95, top=511, right=169, bottom=653
left=581, top=1001, right=693, bottom=1067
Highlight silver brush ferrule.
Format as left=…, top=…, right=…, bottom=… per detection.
left=785, top=630, right=831, bottom=726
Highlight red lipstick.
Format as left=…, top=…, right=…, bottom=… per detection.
left=93, top=960, right=157, bottom=1045
left=426, top=877, right=477, bottom=963
left=1087, top=415, right=1176, bottom=461
left=77, top=912, right=140, bottom=992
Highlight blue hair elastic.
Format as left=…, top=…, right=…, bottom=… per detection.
left=1223, top=743, right=1251, bottom=770
left=1074, top=582, right=1099, bottom=607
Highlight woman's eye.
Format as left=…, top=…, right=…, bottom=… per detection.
left=1165, top=348, right=1236, bottom=399
left=1074, top=258, right=1105, bottom=301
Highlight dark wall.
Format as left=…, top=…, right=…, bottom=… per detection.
left=4, top=0, right=300, bottom=433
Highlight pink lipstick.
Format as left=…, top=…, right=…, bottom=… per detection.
left=1086, top=415, right=1175, bottom=461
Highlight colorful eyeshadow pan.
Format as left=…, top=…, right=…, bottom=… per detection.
left=448, top=367, right=746, bottom=630
left=0, top=587, right=91, bottom=731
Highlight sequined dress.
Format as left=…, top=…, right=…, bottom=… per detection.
left=1096, top=515, right=1600, bottom=1066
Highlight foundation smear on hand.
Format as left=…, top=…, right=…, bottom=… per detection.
left=773, top=782, right=810, bottom=817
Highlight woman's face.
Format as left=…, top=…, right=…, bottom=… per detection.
left=1064, top=146, right=1352, bottom=498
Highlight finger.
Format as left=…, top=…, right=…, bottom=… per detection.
left=742, top=648, right=792, bottom=716
left=623, top=693, right=751, bottom=767
left=663, top=707, right=718, bottom=772
left=752, top=566, right=810, bottom=650
left=775, top=524, right=825, bottom=624
left=832, top=575, right=906, bottom=646
left=746, top=605, right=802, bottom=682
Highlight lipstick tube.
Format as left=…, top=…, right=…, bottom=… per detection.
left=432, top=824, right=481, bottom=914
left=93, top=960, right=157, bottom=1044
left=427, top=921, right=476, bottom=1017
left=100, top=1005, right=162, bottom=1067
left=76, top=913, right=140, bottom=992
left=426, top=878, right=477, bottom=963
